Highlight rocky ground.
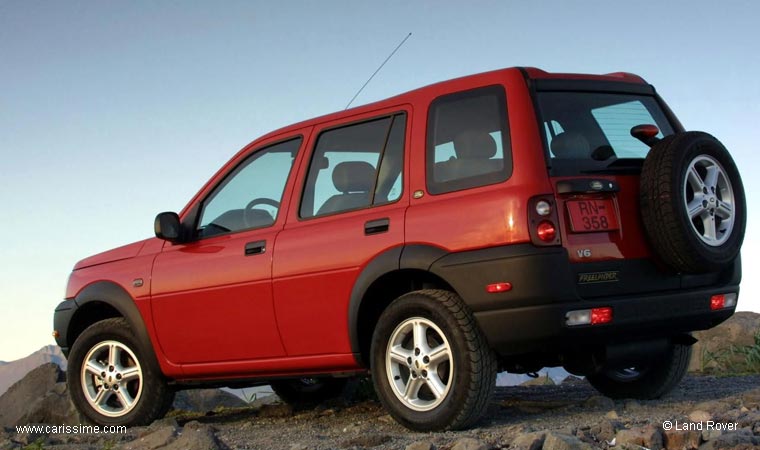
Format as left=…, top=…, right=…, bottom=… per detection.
left=2, top=374, right=760, bottom=450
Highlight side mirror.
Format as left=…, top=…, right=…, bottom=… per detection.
left=154, top=212, right=182, bottom=242
left=630, top=124, right=661, bottom=147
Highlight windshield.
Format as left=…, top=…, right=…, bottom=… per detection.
left=537, top=92, right=674, bottom=175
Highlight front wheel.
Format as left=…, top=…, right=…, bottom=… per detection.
left=371, top=290, right=496, bottom=431
left=587, top=344, right=692, bottom=399
left=67, top=318, right=174, bottom=426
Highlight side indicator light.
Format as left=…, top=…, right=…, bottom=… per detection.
left=486, top=282, right=512, bottom=293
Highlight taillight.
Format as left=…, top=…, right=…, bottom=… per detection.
left=710, top=293, right=737, bottom=310
left=536, top=221, right=556, bottom=242
left=566, top=307, right=613, bottom=326
left=528, top=195, right=561, bottom=246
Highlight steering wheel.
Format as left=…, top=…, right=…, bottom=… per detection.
left=243, top=198, right=280, bottom=228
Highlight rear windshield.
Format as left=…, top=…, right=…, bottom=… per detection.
left=537, top=92, right=674, bottom=175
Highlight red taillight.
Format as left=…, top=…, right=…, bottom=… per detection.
left=591, top=307, right=613, bottom=325
left=486, top=282, right=512, bottom=293
left=710, top=294, right=725, bottom=310
left=536, top=221, right=556, bottom=242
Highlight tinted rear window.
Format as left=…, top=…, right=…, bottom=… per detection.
left=537, top=92, right=674, bottom=175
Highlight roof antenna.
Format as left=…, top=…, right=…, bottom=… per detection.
left=345, top=32, right=412, bottom=110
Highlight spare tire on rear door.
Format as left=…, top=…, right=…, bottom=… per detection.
left=640, top=132, right=746, bottom=273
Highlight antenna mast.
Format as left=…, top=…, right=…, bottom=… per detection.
left=345, top=32, right=412, bottom=110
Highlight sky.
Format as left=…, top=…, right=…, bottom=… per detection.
left=0, top=0, right=758, bottom=361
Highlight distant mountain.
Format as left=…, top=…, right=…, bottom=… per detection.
left=0, top=345, right=66, bottom=395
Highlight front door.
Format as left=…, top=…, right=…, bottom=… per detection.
left=151, top=137, right=304, bottom=364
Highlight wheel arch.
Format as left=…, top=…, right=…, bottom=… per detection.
left=69, top=281, right=160, bottom=369
left=349, top=245, right=457, bottom=367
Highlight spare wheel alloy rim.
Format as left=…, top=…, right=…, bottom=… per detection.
left=682, top=154, right=735, bottom=246
left=80, top=340, right=143, bottom=417
left=385, top=317, right=454, bottom=412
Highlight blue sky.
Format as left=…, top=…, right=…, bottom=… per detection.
left=1, top=0, right=758, bottom=361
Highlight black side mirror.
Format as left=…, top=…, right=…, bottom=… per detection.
left=154, top=212, right=182, bottom=242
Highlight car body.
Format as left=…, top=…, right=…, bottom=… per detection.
left=54, top=67, right=745, bottom=430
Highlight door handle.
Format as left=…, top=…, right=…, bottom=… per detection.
left=364, top=218, right=390, bottom=235
left=244, top=240, right=266, bottom=256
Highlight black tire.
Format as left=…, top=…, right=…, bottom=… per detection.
left=68, top=318, right=174, bottom=426
left=269, top=377, right=348, bottom=406
left=640, top=131, right=746, bottom=273
left=587, top=344, right=691, bottom=399
left=370, top=289, right=496, bottom=431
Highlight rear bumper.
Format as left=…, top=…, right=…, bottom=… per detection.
left=430, top=244, right=741, bottom=356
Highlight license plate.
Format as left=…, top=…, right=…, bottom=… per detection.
left=566, top=199, right=619, bottom=233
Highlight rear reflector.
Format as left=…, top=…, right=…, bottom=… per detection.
left=710, top=293, right=737, bottom=310
left=566, top=307, right=613, bottom=326
left=486, top=282, right=512, bottom=293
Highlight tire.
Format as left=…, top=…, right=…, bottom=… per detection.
left=587, top=344, right=691, bottom=399
left=640, top=131, right=746, bottom=273
left=370, top=289, right=496, bottom=431
left=270, top=377, right=348, bottom=406
left=68, top=318, right=174, bottom=426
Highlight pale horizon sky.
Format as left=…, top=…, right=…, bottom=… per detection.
left=1, top=1, right=758, bottom=361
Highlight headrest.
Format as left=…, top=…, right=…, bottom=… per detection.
left=551, top=132, right=591, bottom=159
left=332, top=161, right=375, bottom=193
left=453, top=131, right=497, bottom=159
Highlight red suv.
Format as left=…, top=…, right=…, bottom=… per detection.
left=54, top=67, right=746, bottom=431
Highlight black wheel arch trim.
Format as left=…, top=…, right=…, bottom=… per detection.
left=60, top=281, right=160, bottom=368
left=347, top=245, right=450, bottom=358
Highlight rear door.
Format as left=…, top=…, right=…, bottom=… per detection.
left=273, top=109, right=409, bottom=356
left=535, top=87, right=682, bottom=297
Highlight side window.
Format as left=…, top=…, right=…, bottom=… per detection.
left=300, top=114, right=406, bottom=218
left=427, top=85, right=512, bottom=195
left=197, top=138, right=301, bottom=238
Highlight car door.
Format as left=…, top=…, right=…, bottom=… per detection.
left=273, top=109, right=409, bottom=357
left=151, top=136, right=305, bottom=365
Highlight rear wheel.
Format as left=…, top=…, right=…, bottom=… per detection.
left=640, top=132, right=746, bottom=273
left=587, top=344, right=691, bottom=399
left=371, top=289, right=496, bottom=431
left=269, top=378, right=348, bottom=406
left=68, top=318, right=174, bottom=426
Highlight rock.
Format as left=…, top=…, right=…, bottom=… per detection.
left=697, top=430, right=760, bottom=449
left=584, top=395, right=615, bottom=410
left=450, top=437, right=488, bottom=450
left=289, top=444, right=309, bottom=450
left=510, top=431, right=546, bottom=450
left=164, top=422, right=225, bottom=450
left=405, top=442, right=435, bottom=450
left=521, top=375, right=555, bottom=386
left=605, top=410, right=620, bottom=419
left=616, top=425, right=663, bottom=450
left=258, top=403, right=294, bottom=418
left=740, top=388, right=760, bottom=409
left=341, top=434, right=392, bottom=448
left=590, top=419, right=624, bottom=443
left=689, top=410, right=713, bottom=422
left=690, top=311, right=760, bottom=372
left=542, top=432, right=594, bottom=450
left=172, top=388, right=247, bottom=412
left=701, top=427, right=722, bottom=441
left=119, top=423, right=179, bottom=450
left=663, top=428, right=702, bottom=450
left=694, top=400, right=733, bottom=415
left=624, top=400, right=645, bottom=412
left=0, top=363, right=80, bottom=427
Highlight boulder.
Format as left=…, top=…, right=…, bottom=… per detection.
left=663, top=428, right=702, bottom=450
left=542, top=432, right=595, bottom=450
left=0, top=363, right=82, bottom=427
left=164, top=422, right=227, bottom=450
left=172, top=388, right=247, bottom=412
left=405, top=442, right=435, bottom=450
left=450, top=437, right=488, bottom=450
left=690, top=311, right=760, bottom=372
left=510, top=431, right=547, bottom=450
